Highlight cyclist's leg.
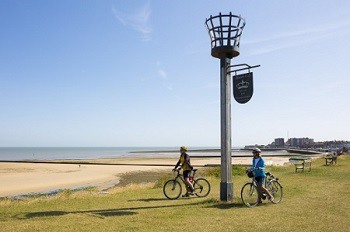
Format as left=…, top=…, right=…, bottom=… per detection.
left=183, top=170, right=194, bottom=194
left=262, top=187, right=274, bottom=201
left=258, top=177, right=274, bottom=201
left=254, top=176, right=264, bottom=203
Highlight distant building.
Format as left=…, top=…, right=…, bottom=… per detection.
left=288, top=137, right=314, bottom=148
left=274, top=138, right=285, bottom=147
left=267, top=138, right=349, bottom=151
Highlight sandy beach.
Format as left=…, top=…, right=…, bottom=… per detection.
left=0, top=156, right=292, bottom=197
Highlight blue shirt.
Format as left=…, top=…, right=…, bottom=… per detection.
left=252, top=157, right=266, bottom=177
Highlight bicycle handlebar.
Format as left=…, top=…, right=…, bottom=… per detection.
left=247, top=167, right=265, bottom=171
left=246, top=168, right=276, bottom=178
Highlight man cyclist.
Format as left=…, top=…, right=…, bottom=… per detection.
left=251, top=147, right=274, bottom=203
left=173, top=146, right=195, bottom=197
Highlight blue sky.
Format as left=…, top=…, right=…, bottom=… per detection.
left=1, top=0, right=349, bottom=147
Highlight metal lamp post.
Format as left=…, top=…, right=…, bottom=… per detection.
left=205, top=12, right=245, bottom=201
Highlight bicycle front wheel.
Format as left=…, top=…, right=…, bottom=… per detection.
left=193, top=178, right=210, bottom=197
left=241, top=182, right=259, bottom=207
left=267, top=180, right=283, bottom=204
left=163, top=179, right=182, bottom=200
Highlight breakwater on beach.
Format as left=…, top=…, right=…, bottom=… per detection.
left=0, top=147, right=319, bottom=162
left=0, top=147, right=176, bottom=161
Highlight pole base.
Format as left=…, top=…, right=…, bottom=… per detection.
left=220, top=182, right=233, bottom=202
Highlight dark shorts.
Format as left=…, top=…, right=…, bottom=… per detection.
left=254, top=176, right=265, bottom=186
left=183, top=170, right=191, bottom=179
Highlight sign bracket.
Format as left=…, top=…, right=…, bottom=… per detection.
left=227, top=64, right=260, bottom=75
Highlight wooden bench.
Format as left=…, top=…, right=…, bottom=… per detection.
left=289, top=157, right=312, bottom=172
left=325, top=154, right=337, bottom=165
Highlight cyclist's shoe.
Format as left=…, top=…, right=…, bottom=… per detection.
left=262, top=194, right=267, bottom=200
left=182, top=193, right=190, bottom=197
left=189, top=190, right=196, bottom=195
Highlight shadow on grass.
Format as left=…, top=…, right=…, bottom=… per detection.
left=129, top=195, right=207, bottom=202
left=203, top=201, right=246, bottom=209
left=200, top=198, right=272, bottom=209
left=208, top=201, right=273, bottom=209
left=213, top=202, right=245, bottom=209
left=128, top=197, right=169, bottom=202
left=13, top=201, right=206, bottom=220
left=9, top=198, right=274, bottom=221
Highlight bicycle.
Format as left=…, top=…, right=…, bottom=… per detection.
left=241, top=168, right=283, bottom=207
left=163, top=169, right=211, bottom=200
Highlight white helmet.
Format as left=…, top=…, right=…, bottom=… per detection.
left=252, top=148, right=261, bottom=153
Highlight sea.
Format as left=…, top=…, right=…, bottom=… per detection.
left=0, top=147, right=290, bottom=161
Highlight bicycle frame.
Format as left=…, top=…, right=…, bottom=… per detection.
left=249, top=177, right=268, bottom=199
left=241, top=170, right=283, bottom=207
left=163, top=169, right=211, bottom=199
left=173, top=169, right=194, bottom=185
left=250, top=171, right=278, bottom=185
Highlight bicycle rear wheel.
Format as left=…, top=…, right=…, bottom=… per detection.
left=193, top=178, right=210, bottom=197
left=241, top=182, right=259, bottom=207
left=163, top=179, right=182, bottom=200
left=267, top=180, right=283, bottom=204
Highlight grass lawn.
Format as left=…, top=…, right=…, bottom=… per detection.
left=1, top=155, right=349, bottom=231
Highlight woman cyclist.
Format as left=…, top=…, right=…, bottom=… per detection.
left=251, top=148, right=274, bottom=203
left=173, top=146, right=195, bottom=197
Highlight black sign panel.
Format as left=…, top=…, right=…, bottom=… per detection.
left=233, top=72, right=254, bottom=104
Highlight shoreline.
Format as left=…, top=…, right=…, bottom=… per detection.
left=0, top=147, right=296, bottom=161
left=0, top=155, right=302, bottom=198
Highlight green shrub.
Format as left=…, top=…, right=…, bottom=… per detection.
left=232, top=165, right=246, bottom=176
left=202, top=165, right=246, bottom=178
left=203, top=167, right=221, bottom=178
left=153, top=173, right=173, bottom=188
